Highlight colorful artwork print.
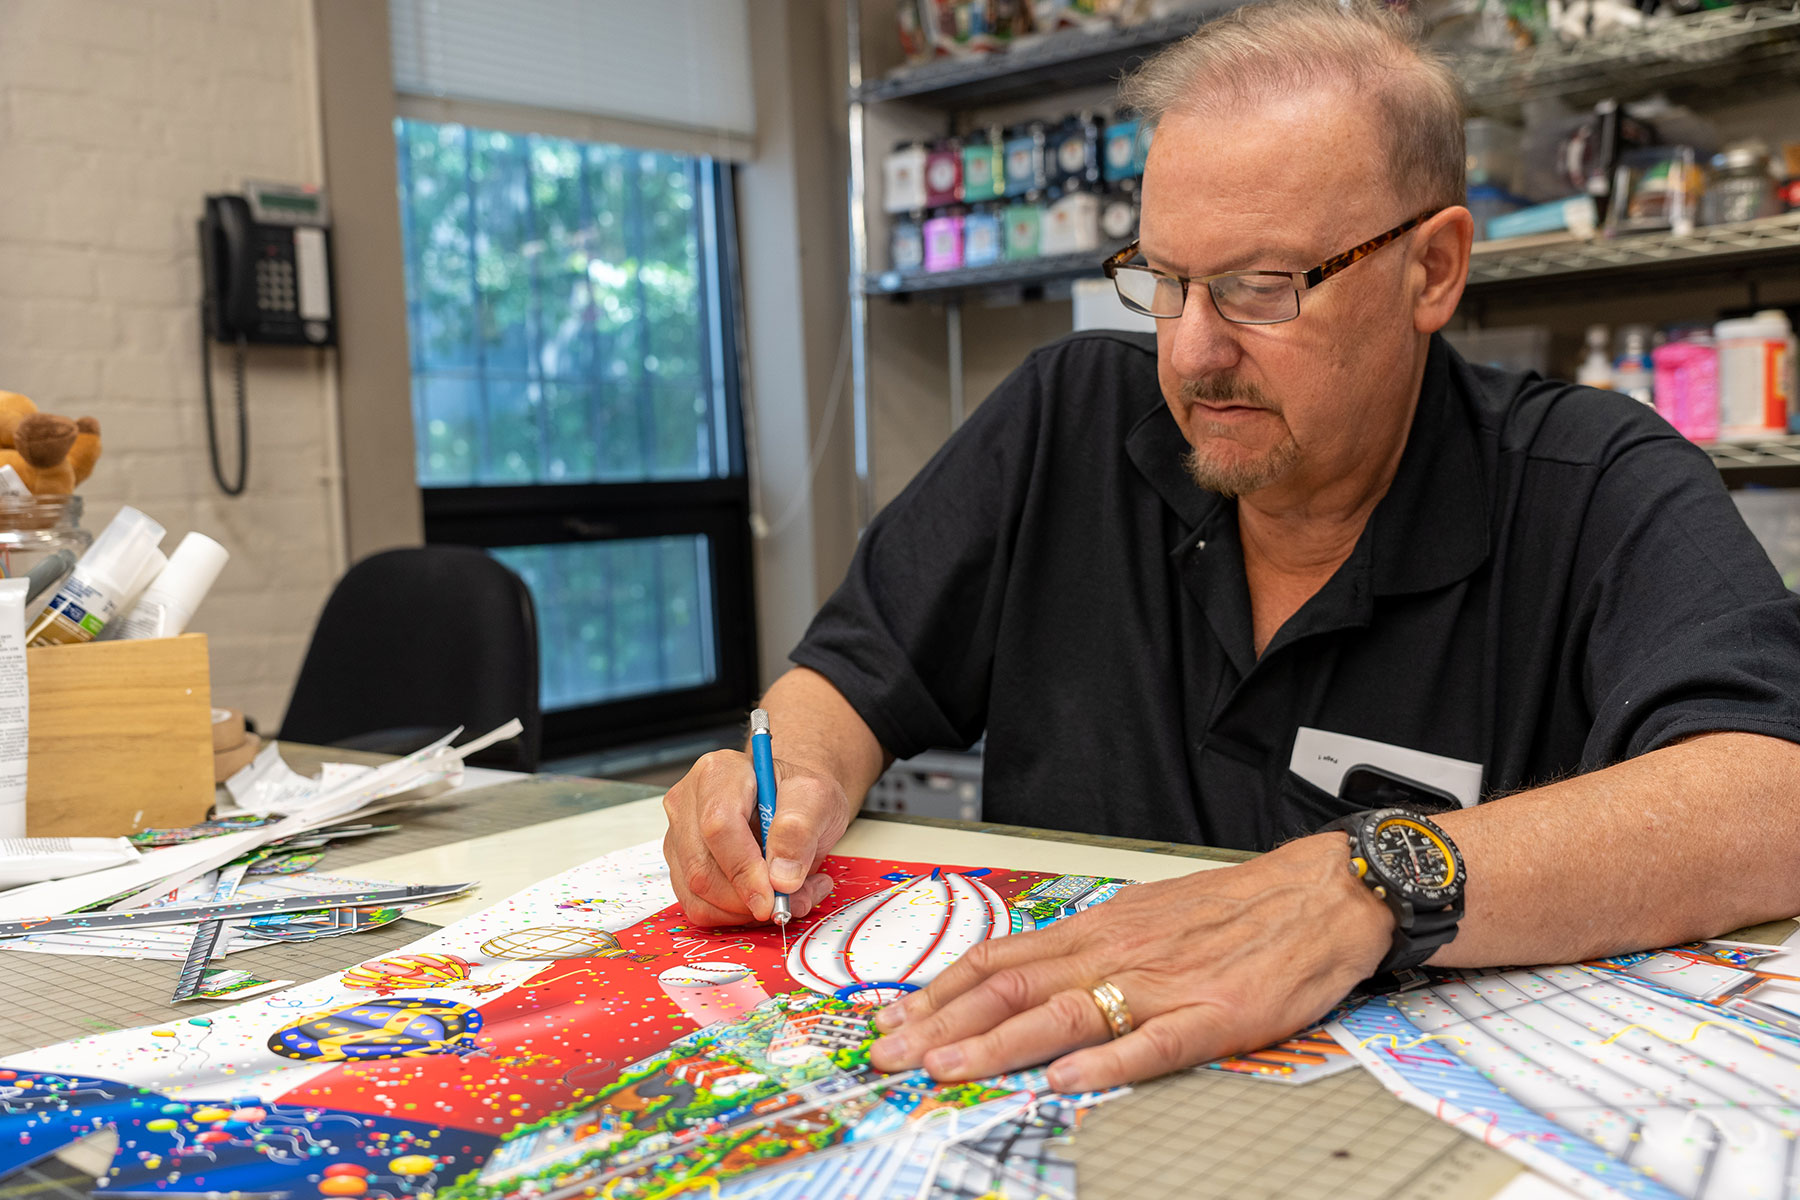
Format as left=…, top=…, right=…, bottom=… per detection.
left=268, top=998, right=485, bottom=1062
left=0, top=843, right=1134, bottom=1199
left=1330, top=946, right=1800, bottom=1200
left=340, top=954, right=503, bottom=997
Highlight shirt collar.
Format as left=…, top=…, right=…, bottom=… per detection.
left=1125, top=333, right=1490, bottom=596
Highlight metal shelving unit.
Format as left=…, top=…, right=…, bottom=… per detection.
left=851, top=10, right=1218, bottom=108
left=1706, top=438, right=1800, bottom=488
left=1465, top=212, right=1800, bottom=294
left=864, top=249, right=1109, bottom=298
left=1460, top=0, right=1800, bottom=115
left=845, top=3, right=1800, bottom=519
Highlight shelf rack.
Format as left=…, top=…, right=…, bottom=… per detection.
left=1466, top=212, right=1800, bottom=293
left=850, top=10, right=1217, bottom=108
left=845, top=4, right=1800, bottom=519
left=1706, top=438, right=1800, bottom=488
left=862, top=211, right=1800, bottom=302
left=1459, top=0, right=1800, bottom=115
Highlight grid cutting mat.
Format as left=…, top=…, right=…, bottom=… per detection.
left=1066, top=1064, right=1526, bottom=1200
left=0, top=917, right=432, bottom=1058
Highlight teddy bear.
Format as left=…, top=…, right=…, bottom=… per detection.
left=0, top=391, right=101, bottom=496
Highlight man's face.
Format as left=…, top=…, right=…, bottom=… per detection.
left=1139, top=94, right=1423, bottom=501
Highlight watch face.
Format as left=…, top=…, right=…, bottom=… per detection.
left=1367, top=814, right=1463, bottom=905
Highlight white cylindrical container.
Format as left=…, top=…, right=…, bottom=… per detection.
left=25, top=506, right=165, bottom=647
left=1714, top=311, right=1796, bottom=441
left=94, top=548, right=167, bottom=641
left=112, top=532, right=229, bottom=640
left=0, top=579, right=27, bottom=837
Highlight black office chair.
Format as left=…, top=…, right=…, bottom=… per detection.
left=279, top=545, right=542, bottom=772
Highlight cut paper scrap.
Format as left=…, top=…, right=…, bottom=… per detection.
left=0, top=840, right=1139, bottom=1200
left=1202, top=1023, right=1360, bottom=1085
left=193, top=969, right=294, bottom=1001
left=1330, top=955, right=1800, bottom=1200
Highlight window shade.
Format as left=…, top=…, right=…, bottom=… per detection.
left=389, top=0, right=756, bottom=160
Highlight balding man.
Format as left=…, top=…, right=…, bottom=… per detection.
left=661, top=0, right=1800, bottom=1090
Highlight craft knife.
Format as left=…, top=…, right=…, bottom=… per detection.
left=0, top=880, right=475, bottom=939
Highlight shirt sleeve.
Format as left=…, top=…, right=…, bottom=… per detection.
left=1576, top=414, right=1800, bottom=766
left=788, top=347, right=1053, bottom=761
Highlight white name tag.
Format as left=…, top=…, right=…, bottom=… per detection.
left=1289, top=727, right=1483, bottom=809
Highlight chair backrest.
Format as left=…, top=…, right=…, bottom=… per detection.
left=279, top=546, right=542, bottom=771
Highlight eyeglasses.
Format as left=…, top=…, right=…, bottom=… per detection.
left=1101, top=210, right=1439, bottom=325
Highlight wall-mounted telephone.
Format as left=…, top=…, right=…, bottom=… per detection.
left=197, top=183, right=336, bottom=495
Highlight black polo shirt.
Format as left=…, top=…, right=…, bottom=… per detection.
left=791, top=331, right=1800, bottom=851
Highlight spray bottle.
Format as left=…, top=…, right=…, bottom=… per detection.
left=25, top=506, right=165, bottom=647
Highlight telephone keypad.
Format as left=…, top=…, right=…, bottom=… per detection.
left=255, top=259, right=297, bottom=314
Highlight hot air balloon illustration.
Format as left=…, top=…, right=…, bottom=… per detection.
left=479, top=926, right=658, bottom=962
left=785, top=869, right=1010, bottom=1002
left=340, top=953, right=502, bottom=996
left=268, top=997, right=482, bottom=1062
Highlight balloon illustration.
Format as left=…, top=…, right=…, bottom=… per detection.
left=786, top=869, right=1010, bottom=1001
left=268, top=997, right=483, bottom=1062
left=341, top=953, right=501, bottom=995
left=479, top=926, right=656, bottom=962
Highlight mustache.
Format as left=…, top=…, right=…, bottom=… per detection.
left=1180, top=375, right=1277, bottom=411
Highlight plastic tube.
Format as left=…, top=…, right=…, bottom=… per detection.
left=0, top=837, right=140, bottom=888
left=25, top=506, right=165, bottom=647
left=112, top=532, right=229, bottom=640
left=0, top=578, right=28, bottom=838
left=94, top=548, right=168, bottom=642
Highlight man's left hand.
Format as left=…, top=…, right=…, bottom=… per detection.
left=868, top=834, right=1395, bottom=1092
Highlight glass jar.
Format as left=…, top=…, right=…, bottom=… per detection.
left=1703, top=143, right=1780, bottom=227
left=0, top=495, right=90, bottom=615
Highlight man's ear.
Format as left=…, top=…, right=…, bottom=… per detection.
left=1410, top=207, right=1474, bottom=336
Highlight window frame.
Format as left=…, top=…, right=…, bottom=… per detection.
left=404, top=145, right=758, bottom=758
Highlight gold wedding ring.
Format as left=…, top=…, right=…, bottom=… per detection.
left=1088, top=979, right=1134, bottom=1039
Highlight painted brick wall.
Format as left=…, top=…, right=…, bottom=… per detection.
left=0, top=0, right=345, bottom=730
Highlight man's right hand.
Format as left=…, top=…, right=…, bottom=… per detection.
left=661, top=749, right=851, bottom=927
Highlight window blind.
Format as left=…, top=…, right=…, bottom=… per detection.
left=389, top=0, right=756, bottom=160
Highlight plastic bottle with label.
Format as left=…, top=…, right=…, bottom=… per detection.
left=1714, top=310, right=1796, bottom=440
left=111, top=532, right=230, bottom=640
left=1651, top=328, right=1720, bottom=442
left=1612, top=325, right=1654, bottom=407
left=25, top=506, right=165, bottom=647
left=1576, top=324, right=1613, bottom=389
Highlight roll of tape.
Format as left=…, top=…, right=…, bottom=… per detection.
left=212, top=707, right=247, bottom=754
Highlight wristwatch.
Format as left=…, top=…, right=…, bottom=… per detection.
left=1320, top=808, right=1466, bottom=976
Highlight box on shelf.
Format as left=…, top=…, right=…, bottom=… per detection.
left=24, top=633, right=214, bottom=837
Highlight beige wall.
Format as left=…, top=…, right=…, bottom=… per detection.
left=0, top=0, right=345, bottom=730
left=0, top=0, right=873, bottom=732
left=314, top=0, right=423, bottom=563
left=739, top=0, right=858, bottom=684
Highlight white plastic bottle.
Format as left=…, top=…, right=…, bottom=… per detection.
left=1577, top=324, right=1613, bottom=390
left=111, top=532, right=229, bottom=640
left=1715, top=310, right=1795, bottom=440
left=1613, top=326, right=1654, bottom=407
left=25, top=506, right=165, bottom=647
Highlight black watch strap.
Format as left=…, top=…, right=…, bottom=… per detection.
left=1320, top=810, right=1465, bottom=977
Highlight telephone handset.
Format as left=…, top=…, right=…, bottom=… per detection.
left=197, top=184, right=335, bottom=496
left=199, top=190, right=336, bottom=346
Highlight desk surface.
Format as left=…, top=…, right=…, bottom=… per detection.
left=0, top=749, right=1547, bottom=1200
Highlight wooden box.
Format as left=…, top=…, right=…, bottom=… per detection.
left=24, top=633, right=215, bottom=836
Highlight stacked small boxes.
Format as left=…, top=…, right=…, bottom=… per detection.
left=885, top=109, right=1149, bottom=277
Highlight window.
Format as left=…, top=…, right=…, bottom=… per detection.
left=396, top=118, right=754, bottom=754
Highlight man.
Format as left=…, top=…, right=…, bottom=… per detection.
left=662, top=0, right=1800, bottom=1093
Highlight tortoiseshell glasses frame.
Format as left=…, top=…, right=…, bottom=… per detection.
left=1100, top=210, right=1440, bottom=325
